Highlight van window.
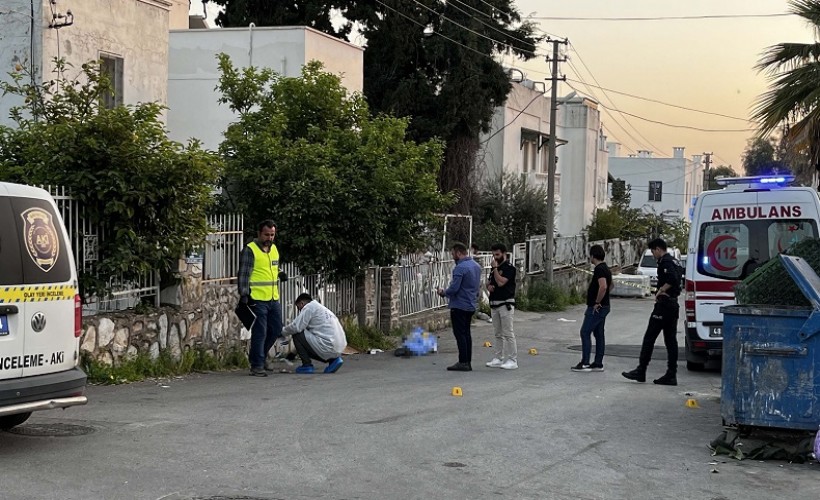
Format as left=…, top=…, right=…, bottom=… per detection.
left=8, top=197, right=71, bottom=284
left=0, top=198, right=25, bottom=285
left=639, top=254, right=658, bottom=268
left=697, top=219, right=817, bottom=280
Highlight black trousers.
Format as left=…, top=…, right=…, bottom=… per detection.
left=450, top=308, right=474, bottom=364
left=638, top=299, right=679, bottom=373
left=293, top=332, right=329, bottom=365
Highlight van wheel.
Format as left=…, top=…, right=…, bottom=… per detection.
left=686, top=361, right=705, bottom=372
left=0, top=412, right=32, bottom=430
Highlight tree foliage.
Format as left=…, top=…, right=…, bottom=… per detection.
left=207, top=0, right=544, bottom=212
left=215, top=54, right=449, bottom=280
left=705, top=165, right=738, bottom=190
left=742, top=137, right=785, bottom=176
left=586, top=181, right=688, bottom=247
left=471, top=174, right=548, bottom=249
left=0, top=60, right=222, bottom=298
left=753, top=0, right=820, bottom=187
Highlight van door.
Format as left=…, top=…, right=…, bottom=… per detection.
left=9, top=196, right=77, bottom=377
left=0, top=196, right=26, bottom=380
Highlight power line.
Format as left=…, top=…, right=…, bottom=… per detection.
left=407, top=0, right=542, bottom=57
left=480, top=87, right=551, bottom=145
left=531, top=13, right=791, bottom=21
left=447, top=0, right=541, bottom=50
left=374, top=0, right=490, bottom=59
left=568, top=43, right=669, bottom=155
left=564, top=78, right=751, bottom=122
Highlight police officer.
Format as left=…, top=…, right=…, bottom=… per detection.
left=238, top=220, right=288, bottom=377
left=622, top=238, right=681, bottom=386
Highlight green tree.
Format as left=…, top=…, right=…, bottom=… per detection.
left=741, top=137, right=785, bottom=176
left=471, top=174, right=548, bottom=249
left=0, top=60, right=222, bottom=298
left=753, top=0, right=820, bottom=187
left=216, top=54, right=449, bottom=280
left=204, top=0, right=349, bottom=37
left=704, top=164, right=738, bottom=190
left=207, top=0, right=544, bottom=212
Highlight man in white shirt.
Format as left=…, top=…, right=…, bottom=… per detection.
left=282, top=293, right=347, bottom=374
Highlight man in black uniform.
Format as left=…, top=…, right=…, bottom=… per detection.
left=622, top=238, right=681, bottom=386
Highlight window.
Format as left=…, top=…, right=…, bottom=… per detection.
left=697, top=220, right=817, bottom=280
left=521, top=137, right=537, bottom=173
left=648, top=181, right=662, bottom=202
left=1, top=197, right=71, bottom=285
left=100, top=53, right=124, bottom=108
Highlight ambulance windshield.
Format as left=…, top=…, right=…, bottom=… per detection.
left=697, top=219, right=817, bottom=280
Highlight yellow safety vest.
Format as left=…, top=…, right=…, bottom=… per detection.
left=248, top=241, right=280, bottom=301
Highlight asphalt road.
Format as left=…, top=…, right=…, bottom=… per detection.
left=1, top=298, right=817, bottom=500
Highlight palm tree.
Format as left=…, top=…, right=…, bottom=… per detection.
left=754, top=0, right=820, bottom=187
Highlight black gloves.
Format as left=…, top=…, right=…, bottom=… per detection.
left=279, top=271, right=289, bottom=283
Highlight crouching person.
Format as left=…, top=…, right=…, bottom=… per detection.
left=282, top=293, right=347, bottom=374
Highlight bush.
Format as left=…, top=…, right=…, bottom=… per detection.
left=82, top=346, right=249, bottom=385
left=341, top=317, right=398, bottom=352
left=517, top=280, right=577, bottom=312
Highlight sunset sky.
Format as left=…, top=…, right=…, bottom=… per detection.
left=192, top=0, right=813, bottom=172
left=513, top=0, right=812, bottom=172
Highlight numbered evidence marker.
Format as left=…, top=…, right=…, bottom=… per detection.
left=451, top=386, right=463, bottom=397
left=528, top=348, right=538, bottom=355
left=483, top=341, right=492, bottom=347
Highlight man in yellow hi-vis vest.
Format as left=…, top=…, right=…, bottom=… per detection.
left=238, top=220, right=288, bottom=377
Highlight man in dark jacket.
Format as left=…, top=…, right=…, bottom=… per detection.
left=622, top=238, right=681, bottom=386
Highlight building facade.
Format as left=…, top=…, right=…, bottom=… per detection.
left=608, top=146, right=704, bottom=220
left=0, top=0, right=179, bottom=127
left=478, top=81, right=609, bottom=237
left=167, top=26, right=364, bottom=151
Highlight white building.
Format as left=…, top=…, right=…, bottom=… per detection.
left=608, top=146, right=704, bottom=220
left=0, top=0, right=188, bottom=126
left=479, top=81, right=609, bottom=236
left=167, top=26, right=364, bottom=151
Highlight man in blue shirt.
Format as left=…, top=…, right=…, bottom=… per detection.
left=437, top=242, right=482, bottom=371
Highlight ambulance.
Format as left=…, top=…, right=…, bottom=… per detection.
left=0, top=182, right=87, bottom=429
left=684, top=175, right=820, bottom=370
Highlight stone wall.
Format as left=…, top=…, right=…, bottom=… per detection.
left=80, top=259, right=246, bottom=366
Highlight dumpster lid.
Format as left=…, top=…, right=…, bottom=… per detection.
left=780, top=255, right=820, bottom=310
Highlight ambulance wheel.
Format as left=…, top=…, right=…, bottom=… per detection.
left=0, top=412, right=32, bottom=430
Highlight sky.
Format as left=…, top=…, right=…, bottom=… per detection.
left=191, top=0, right=813, bottom=172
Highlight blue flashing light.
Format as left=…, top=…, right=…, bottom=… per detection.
left=759, top=176, right=787, bottom=184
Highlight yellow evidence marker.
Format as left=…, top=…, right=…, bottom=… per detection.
left=483, top=341, right=492, bottom=347
left=451, top=387, right=463, bottom=397
left=685, top=399, right=700, bottom=409
left=528, top=348, right=538, bottom=355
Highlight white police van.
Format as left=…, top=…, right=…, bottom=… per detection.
left=0, top=182, right=87, bottom=429
left=684, top=175, right=820, bottom=370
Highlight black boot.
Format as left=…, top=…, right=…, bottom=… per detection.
left=621, top=367, right=646, bottom=383
left=447, top=362, right=472, bottom=372
left=653, top=372, right=677, bottom=386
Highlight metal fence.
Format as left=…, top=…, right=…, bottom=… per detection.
left=395, top=252, right=493, bottom=318
left=48, top=186, right=160, bottom=313
left=203, top=214, right=243, bottom=284
left=278, top=263, right=357, bottom=324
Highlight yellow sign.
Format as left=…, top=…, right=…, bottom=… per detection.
left=0, top=285, right=75, bottom=303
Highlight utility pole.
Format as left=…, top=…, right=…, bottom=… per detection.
left=544, top=37, right=568, bottom=283
left=702, top=152, right=713, bottom=189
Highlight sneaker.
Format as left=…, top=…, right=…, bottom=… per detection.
left=621, top=368, right=646, bottom=383
left=324, top=357, right=344, bottom=374
left=590, top=363, right=605, bottom=372
left=295, top=364, right=315, bottom=374
left=485, top=358, right=503, bottom=368
left=500, top=359, right=518, bottom=370
left=446, top=362, right=472, bottom=372
left=653, top=373, right=678, bottom=386
left=571, top=363, right=592, bottom=372
left=249, top=368, right=268, bottom=377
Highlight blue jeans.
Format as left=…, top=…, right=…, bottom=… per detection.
left=580, top=305, right=610, bottom=365
left=249, top=299, right=283, bottom=369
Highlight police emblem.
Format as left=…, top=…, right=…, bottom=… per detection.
left=21, top=208, right=60, bottom=272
